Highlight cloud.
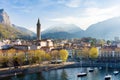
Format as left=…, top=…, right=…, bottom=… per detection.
left=84, top=6, right=120, bottom=17
left=50, top=5, right=120, bottom=30
left=57, top=0, right=81, bottom=8
left=65, top=0, right=81, bottom=8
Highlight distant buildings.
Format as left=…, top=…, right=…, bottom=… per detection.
left=0, top=19, right=54, bottom=52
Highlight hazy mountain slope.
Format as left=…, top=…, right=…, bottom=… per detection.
left=0, top=24, right=24, bottom=39
left=43, top=24, right=83, bottom=34
left=42, top=24, right=84, bottom=39
left=42, top=32, right=73, bottom=39
left=85, top=17, right=120, bottom=39
left=12, top=24, right=36, bottom=37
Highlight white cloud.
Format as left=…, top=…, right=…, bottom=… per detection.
left=85, top=6, right=120, bottom=17
left=66, top=0, right=81, bottom=8
left=50, top=16, right=99, bottom=30
left=57, top=0, right=81, bottom=8
left=50, top=5, right=120, bottom=30
left=83, top=1, right=98, bottom=8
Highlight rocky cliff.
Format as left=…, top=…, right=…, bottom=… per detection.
left=0, top=9, right=11, bottom=26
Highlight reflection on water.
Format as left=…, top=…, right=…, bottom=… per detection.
left=61, top=69, right=68, bottom=80
left=1, top=68, right=120, bottom=80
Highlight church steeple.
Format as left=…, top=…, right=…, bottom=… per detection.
left=37, top=18, right=40, bottom=25
left=37, top=18, right=41, bottom=40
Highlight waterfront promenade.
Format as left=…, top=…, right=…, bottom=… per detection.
left=0, top=61, right=120, bottom=78
left=0, top=62, right=74, bottom=78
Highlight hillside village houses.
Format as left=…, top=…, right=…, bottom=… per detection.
left=1, top=19, right=120, bottom=60
left=0, top=19, right=54, bottom=52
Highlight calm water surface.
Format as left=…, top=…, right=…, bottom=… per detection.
left=1, top=68, right=120, bottom=80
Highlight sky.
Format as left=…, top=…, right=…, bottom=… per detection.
left=0, top=0, right=120, bottom=33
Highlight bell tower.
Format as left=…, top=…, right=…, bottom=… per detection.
left=37, top=18, right=41, bottom=40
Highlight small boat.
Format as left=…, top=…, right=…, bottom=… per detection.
left=77, top=58, right=87, bottom=77
left=113, top=70, right=119, bottom=75
left=104, top=74, right=112, bottom=80
left=113, top=59, right=119, bottom=75
left=104, top=64, right=112, bottom=80
left=77, top=72, right=87, bottom=77
left=88, top=68, right=94, bottom=72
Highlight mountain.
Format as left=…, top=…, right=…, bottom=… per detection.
left=43, top=24, right=83, bottom=34
left=12, top=24, right=36, bottom=37
left=42, top=24, right=84, bottom=39
left=42, top=32, right=73, bottom=39
left=1, top=9, right=120, bottom=40
left=85, top=17, right=120, bottom=40
left=0, top=9, right=35, bottom=39
left=42, top=17, right=120, bottom=40
left=0, top=9, right=11, bottom=26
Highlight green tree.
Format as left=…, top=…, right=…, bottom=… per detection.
left=59, top=49, right=68, bottom=62
left=107, top=40, right=111, bottom=45
left=90, top=38, right=96, bottom=47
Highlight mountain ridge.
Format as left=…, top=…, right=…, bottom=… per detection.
left=85, top=17, right=120, bottom=40
left=1, top=9, right=120, bottom=40
left=42, top=24, right=84, bottom=39
left=42, top=24, right=84, bottom=34
left=43, top=17, right=120, bottom=40
left=0, top=9, right=36, bottom=40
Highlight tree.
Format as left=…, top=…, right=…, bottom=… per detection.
left=82, top=47, right=89, bottom=59
left=7, top=49, right=16, bottom=68
left=89, top=47, right=98, bottom=59
left=107, top=40, right=111, bottom=46
left=0, top=56, right=8, bottom=67
left=16, top=50, right=25, bottom=69
left=59, top=49, right=68, bottom=62
left=0, top=50, right=8, bottom=67
left=77, top=49, right=82, bottom=59
left=34, top=50, right=46, bottom=64
left=99, top=39, right=105, bottom=47
left=45, top=53, right=51, bottom=61
left=90, top=38, right=97, bottom=47
left=27, top=50, right=35, bottom=64
left=50, top=50, right=59, bottom=61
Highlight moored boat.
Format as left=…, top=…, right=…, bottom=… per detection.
left=113, top=70, right=119, bottom=75
left=104, top=74, right=111, bottom=80
left=77, top=72, right=87, bottom=77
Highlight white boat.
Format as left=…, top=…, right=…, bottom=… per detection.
left=104, top=74, right=111, bottom=80
left=88, top=68, right=94, bottom=72
left=77, top=72, right=87, bottom=77
left=113, top=70, right=119, bottom=75
left=77, top=58, right=87, bottom=77
left=104, top=64, right=112, bottom=80
left=113, top=59, right=119, bottom=75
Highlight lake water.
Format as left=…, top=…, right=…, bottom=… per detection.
left=1, top=67, right=120, bottom=80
